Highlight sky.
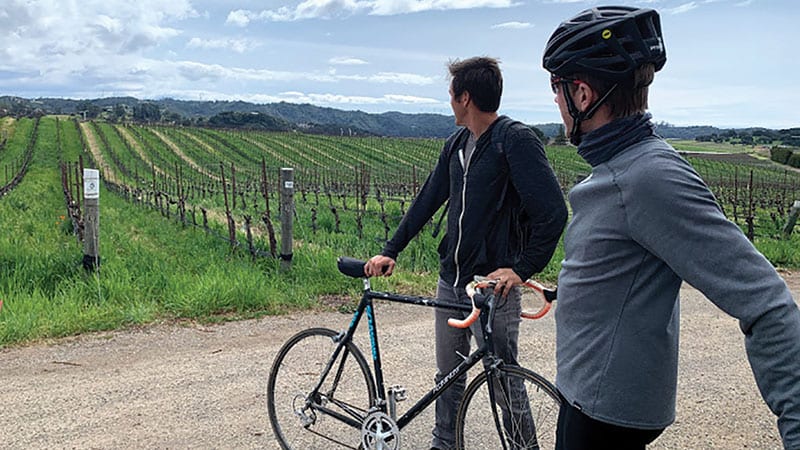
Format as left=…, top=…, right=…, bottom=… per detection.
left=1, top=0, right=797, bottom=129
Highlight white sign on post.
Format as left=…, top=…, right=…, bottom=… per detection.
left=84, top=169, right=100, bottom=199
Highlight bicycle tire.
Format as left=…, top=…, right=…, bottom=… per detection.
left=267, top=327, right=376, bottom=449
left=456, top=365, right=560, bottom=450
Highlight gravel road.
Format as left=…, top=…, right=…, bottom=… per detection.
left=1, top=271, right=798, bottom=449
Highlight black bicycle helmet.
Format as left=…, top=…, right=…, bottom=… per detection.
left=543, top=6, right=666, bottom=82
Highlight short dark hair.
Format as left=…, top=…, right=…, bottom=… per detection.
left=572, top=64, right=655, bottom=118
left=447, top=57, right=503, bottom=113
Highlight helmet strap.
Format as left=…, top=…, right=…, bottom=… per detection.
left=561, top=82, right=619, bottom=146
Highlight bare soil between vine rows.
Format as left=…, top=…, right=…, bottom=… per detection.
left=1, top=271, right=798, bottom=449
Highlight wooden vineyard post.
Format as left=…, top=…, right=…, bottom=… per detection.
left=82, top=168, right=100, bottom=271
left=220, top=162, right=236, bottom=248
left=280, top=168, right=294, bottom=271
left=75, top=156, right=83, bottom=212
left=784, top=200, right=800, bottom=239
left=231, top=162, right=237, bottom=210
left=260, top=158, right=277, bottom=257
left=746, top=170, right=755, bottom=242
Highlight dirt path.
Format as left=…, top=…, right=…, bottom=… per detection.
left=150, top=128, right=220, bottom=181
left=114, top=125, right=166, bottom=178
left=179, top=129, right=222, bottom=159
left=78, top=121, right=117, bottom=184
left=1, top=272, right=798, bottom=449
left=0, top=117, right=14, bottom=142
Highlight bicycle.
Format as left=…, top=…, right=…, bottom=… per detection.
left=267, top=256, right=561, bottom=449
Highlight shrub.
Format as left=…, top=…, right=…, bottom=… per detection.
left=771, top=146, right=793, bottom=164
left=788, top=152, right=800, bottom=168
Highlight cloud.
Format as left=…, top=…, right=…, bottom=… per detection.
left=266, top=91, right=441, bottom=106
left=173, top=61, right=337, bottom=83
left=226, top=2, right=369, bottom=24
left=186, top=37, right=260, bottom=54
left=170, top=60, right=434, bottom=86
left=383, top=94, right=440, bottom=104
left=0, top=0, right=196, bottom=72
left=491, top=21, right=531, bottom=29
left=369, top=0, right=518, bottom=16
left=227, top=0, right=519, bottom=24
left=225, top=9, right=252, bottom=27
left=359, top=72, right=435, bottom=84
left=329, top=57, right=369, bottom=65
left=665, top=2, right=698, bottom=14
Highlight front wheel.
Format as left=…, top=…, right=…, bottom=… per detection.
left=267, top=327, right=376, bottom=449
left=456, top=365, right=560, bottom=450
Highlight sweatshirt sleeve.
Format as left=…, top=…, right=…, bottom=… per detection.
left=623, top=150, right=800, bottom=448
left=381, top=137, right=452, bottom=259
left=505, top=126, right=568, bottom=279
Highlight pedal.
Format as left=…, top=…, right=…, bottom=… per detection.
left=388, top=385, right=407, bottom=402
left=387, top=385, right=407, bottom=421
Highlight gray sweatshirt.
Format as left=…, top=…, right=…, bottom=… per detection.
left=556, top=133, right=800, bottom=448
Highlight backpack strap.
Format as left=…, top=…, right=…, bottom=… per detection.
left=489, top=116, right=518, bottom=211
left=490, top=115, right=517, bottom=151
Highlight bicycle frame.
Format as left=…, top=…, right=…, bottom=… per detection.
left=308, top=273, right=505, bottom=433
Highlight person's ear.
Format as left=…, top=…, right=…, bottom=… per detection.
left=460, top=91, right=470, bottom=107
left=574, top=82, right=596, bottom=114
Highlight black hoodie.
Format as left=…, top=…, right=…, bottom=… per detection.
left=382, top=116, right=567, bottom=288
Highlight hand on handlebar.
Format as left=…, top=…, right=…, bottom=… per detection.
left=448, top=276, right=558, bottom=328
left=447, top=280, right=491, bottom=329
left=485, top=268, right=522, bottom=298
left=364, top=255, right=395, bottom=277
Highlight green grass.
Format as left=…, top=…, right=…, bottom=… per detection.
left=670, top=139, right=756, bottom=153
left=0, top=118, right=34, bottom=176
left=0, top=116, right=797, bottom=348
left=0, top=118, right=352, bottom=346
left=0, top=177, right=367, bottom=346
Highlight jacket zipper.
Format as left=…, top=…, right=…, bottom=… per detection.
left=453, top=150, right=470, bottom=288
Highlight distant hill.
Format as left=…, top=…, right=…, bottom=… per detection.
left=651, top=122, right=732, bottom=140
left=0, top=95, right=460, bottom=138
left=0, top=95, right=782, bottom=140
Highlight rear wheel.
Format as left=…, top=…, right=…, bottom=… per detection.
left=456, top=365, right=560, bottom=450
left=267, top=327, right=376, bottom=449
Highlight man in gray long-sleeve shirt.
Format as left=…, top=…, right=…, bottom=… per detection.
left=542, top=6, right=800, bottom=449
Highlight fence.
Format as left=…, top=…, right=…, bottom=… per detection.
left=0, top=118, right=38, bottom=198
left=687, top=154, right=800, bottom=240
left=58, top=124, right=800, bottom=268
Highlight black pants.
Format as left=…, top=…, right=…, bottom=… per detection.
left=556, top=395, right=664, bottom=450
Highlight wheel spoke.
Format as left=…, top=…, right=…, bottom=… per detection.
left=457, top=365, right=560, bottom=450
left=268, top=328, right=375, bottom=449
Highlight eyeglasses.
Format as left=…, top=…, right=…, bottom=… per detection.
left=550, top=74, right=582, bottom=94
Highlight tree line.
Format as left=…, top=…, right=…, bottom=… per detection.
left=695, top=128, right=800, bottom=147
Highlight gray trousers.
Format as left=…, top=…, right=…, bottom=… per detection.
left=431, top=278, right=523, bottom=450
